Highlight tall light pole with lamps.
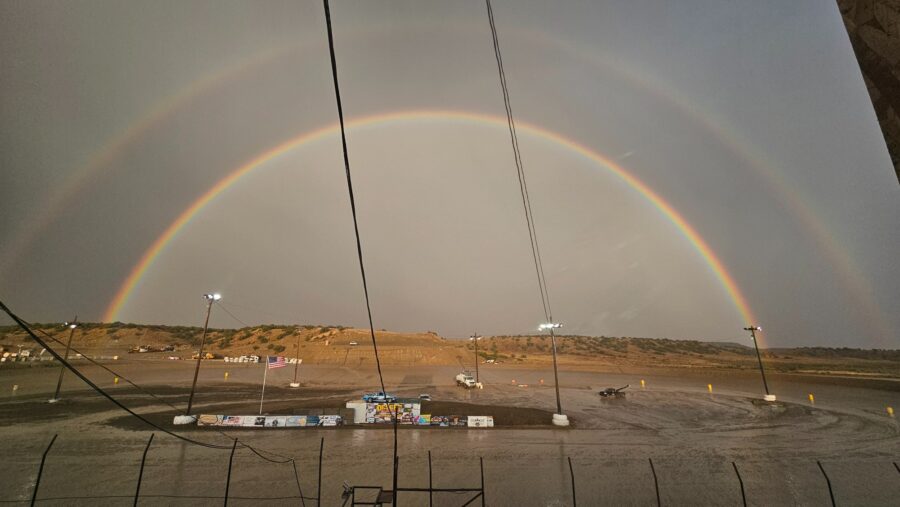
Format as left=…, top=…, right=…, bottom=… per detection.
left=470, top=333, right=482, bottom=384
left=539, top=322, right=568, bottom=426
left=744, top=326, right=776, bottom=401
left=184, top=293, right=220, bottom=417
left=48, top=317, right=78, bottom=403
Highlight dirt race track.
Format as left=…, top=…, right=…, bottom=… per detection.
left=0, top=360, right=899, bottom=505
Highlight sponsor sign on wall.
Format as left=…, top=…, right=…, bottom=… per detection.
left=466, top=416, right=494, bottom=428
left=364, top=402, right=421, bottom=424
left=197, top=414, right=340, bottom=427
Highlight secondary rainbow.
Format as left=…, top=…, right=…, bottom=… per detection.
left=104, top=109, right=759, bottom=334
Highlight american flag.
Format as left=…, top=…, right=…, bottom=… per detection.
left=267, top=356, right=286, bottom=369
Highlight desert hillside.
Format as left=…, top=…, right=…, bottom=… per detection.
left=1, top=323, right=898, bottom=377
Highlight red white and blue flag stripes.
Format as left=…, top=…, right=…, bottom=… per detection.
left=267, top=356, right=286, bottom=369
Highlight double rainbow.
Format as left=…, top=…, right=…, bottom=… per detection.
left=104, top=109, right=758, bottom=335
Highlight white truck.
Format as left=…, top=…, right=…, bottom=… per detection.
left=455, top=371, right=477, bottom=388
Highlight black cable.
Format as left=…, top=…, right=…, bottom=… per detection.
left=215, top=302, right=252, bottom=328
left=28, top=320, right=296, bottom=464
left=4, top=302, right=312, bottom=469
left=485, top=0, right=553, bottom=323
left=322, top=0, right=387, bottom=395
left=218, top=299, right=300, bottom=325
left=30, top=325, right=182, bottom=412
left=0, top=300, right=232, bottom=450
left=321, top=2, right=398, bottom=492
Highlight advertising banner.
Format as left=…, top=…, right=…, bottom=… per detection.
left=321, top=415, right=341, bottom=427
left=286, top=416, right=306, bottom=427
left=448, top=415, right=467, bottom=427
left=196, top=414, right=341, bottom=428
left=197, top=414, right=224, bottom=426
left=466, top=416, right=494, bottom=428
left=365, top=402, right=420, bottom=424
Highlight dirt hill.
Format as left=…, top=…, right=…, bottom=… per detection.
left=1, top=323, right=898, bottom=377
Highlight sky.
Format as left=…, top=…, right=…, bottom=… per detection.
left=1, top=0, right=898, bottom=348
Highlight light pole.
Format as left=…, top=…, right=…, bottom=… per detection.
left=470, top=333, right=482, bottom=383
left=185, top=293, right=220, bottom=415
left=539, top=322, right=568, bottom=425
left=48, top=317, right=77, bottom=403
left=290, top=328, right=302, bottom=388
left=744, top=326, right=775, bottom=401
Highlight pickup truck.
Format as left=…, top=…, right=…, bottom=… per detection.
left=455, top=372, right=477, bottom=388
left=362, top=391, right=397, bottom=403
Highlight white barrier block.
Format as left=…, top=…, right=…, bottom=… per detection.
left=173, top=415, right=197, bottom=425
left=552, top=413, right=570, bottom=426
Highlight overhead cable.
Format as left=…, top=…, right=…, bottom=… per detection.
left=27, top=319, right=296, bottom=464
left=485, top=0, right=554, bottom=323
left=321, top=0, right=387, bottom=395
left=0, top=299, right=231, bottom=450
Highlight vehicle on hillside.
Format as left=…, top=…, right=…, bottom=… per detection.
left=456, top=371, right=477, bottom=388
left=419, top=394, right=432, bottom=401
left=362, top=391, right=397, bottom=402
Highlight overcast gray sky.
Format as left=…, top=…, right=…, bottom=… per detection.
left=1, top=1, right=897, bottom=348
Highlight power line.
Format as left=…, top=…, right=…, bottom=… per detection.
left=486, top=1, right=569, bottom=419
left=485, top=0, right=554, bottom=323
left=215, top=301, right=252, bottom=328
left=0, top=300, right=231, bottom=450
left=322, top=0, right=387, bottom=396
left=31, top=325, right=180, bottom=412
left=29, top=320, right=298, bottom=464
left=0, top=301, right=311, bottom=475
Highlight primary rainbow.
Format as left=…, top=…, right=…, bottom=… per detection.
left=104, top=109, right=758, bottom=334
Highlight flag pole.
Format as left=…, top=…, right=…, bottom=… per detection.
left=260, top=357, right=269, bottom=415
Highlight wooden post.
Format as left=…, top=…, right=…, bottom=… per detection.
left=817, top=460, right=836, bottom=507
left=224, top=439, right=237, bottom=506
left=480, top=457, right=486, bottom=507
left=134, top=433, right=155, bottom=506
left=568, top=456, right=577, bottom=507
left=428, top=450, right=433, bottom=507
left=649, top=458, right=660, bottom=507
left=317, top=437, right=324, bottom=505
left=31, top=434, right=58, bottom=506
left=732, top=462, right=747, bottom=507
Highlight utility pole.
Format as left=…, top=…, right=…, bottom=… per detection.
left=744, top=326, right=774, bottom=400
left=540, top=322, right=567, bottom=425
left=186, top=293, right=220, bottom=415
left=470, top=332, right=482, bottom=383
left=48, top=317, right=77, bottom=403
